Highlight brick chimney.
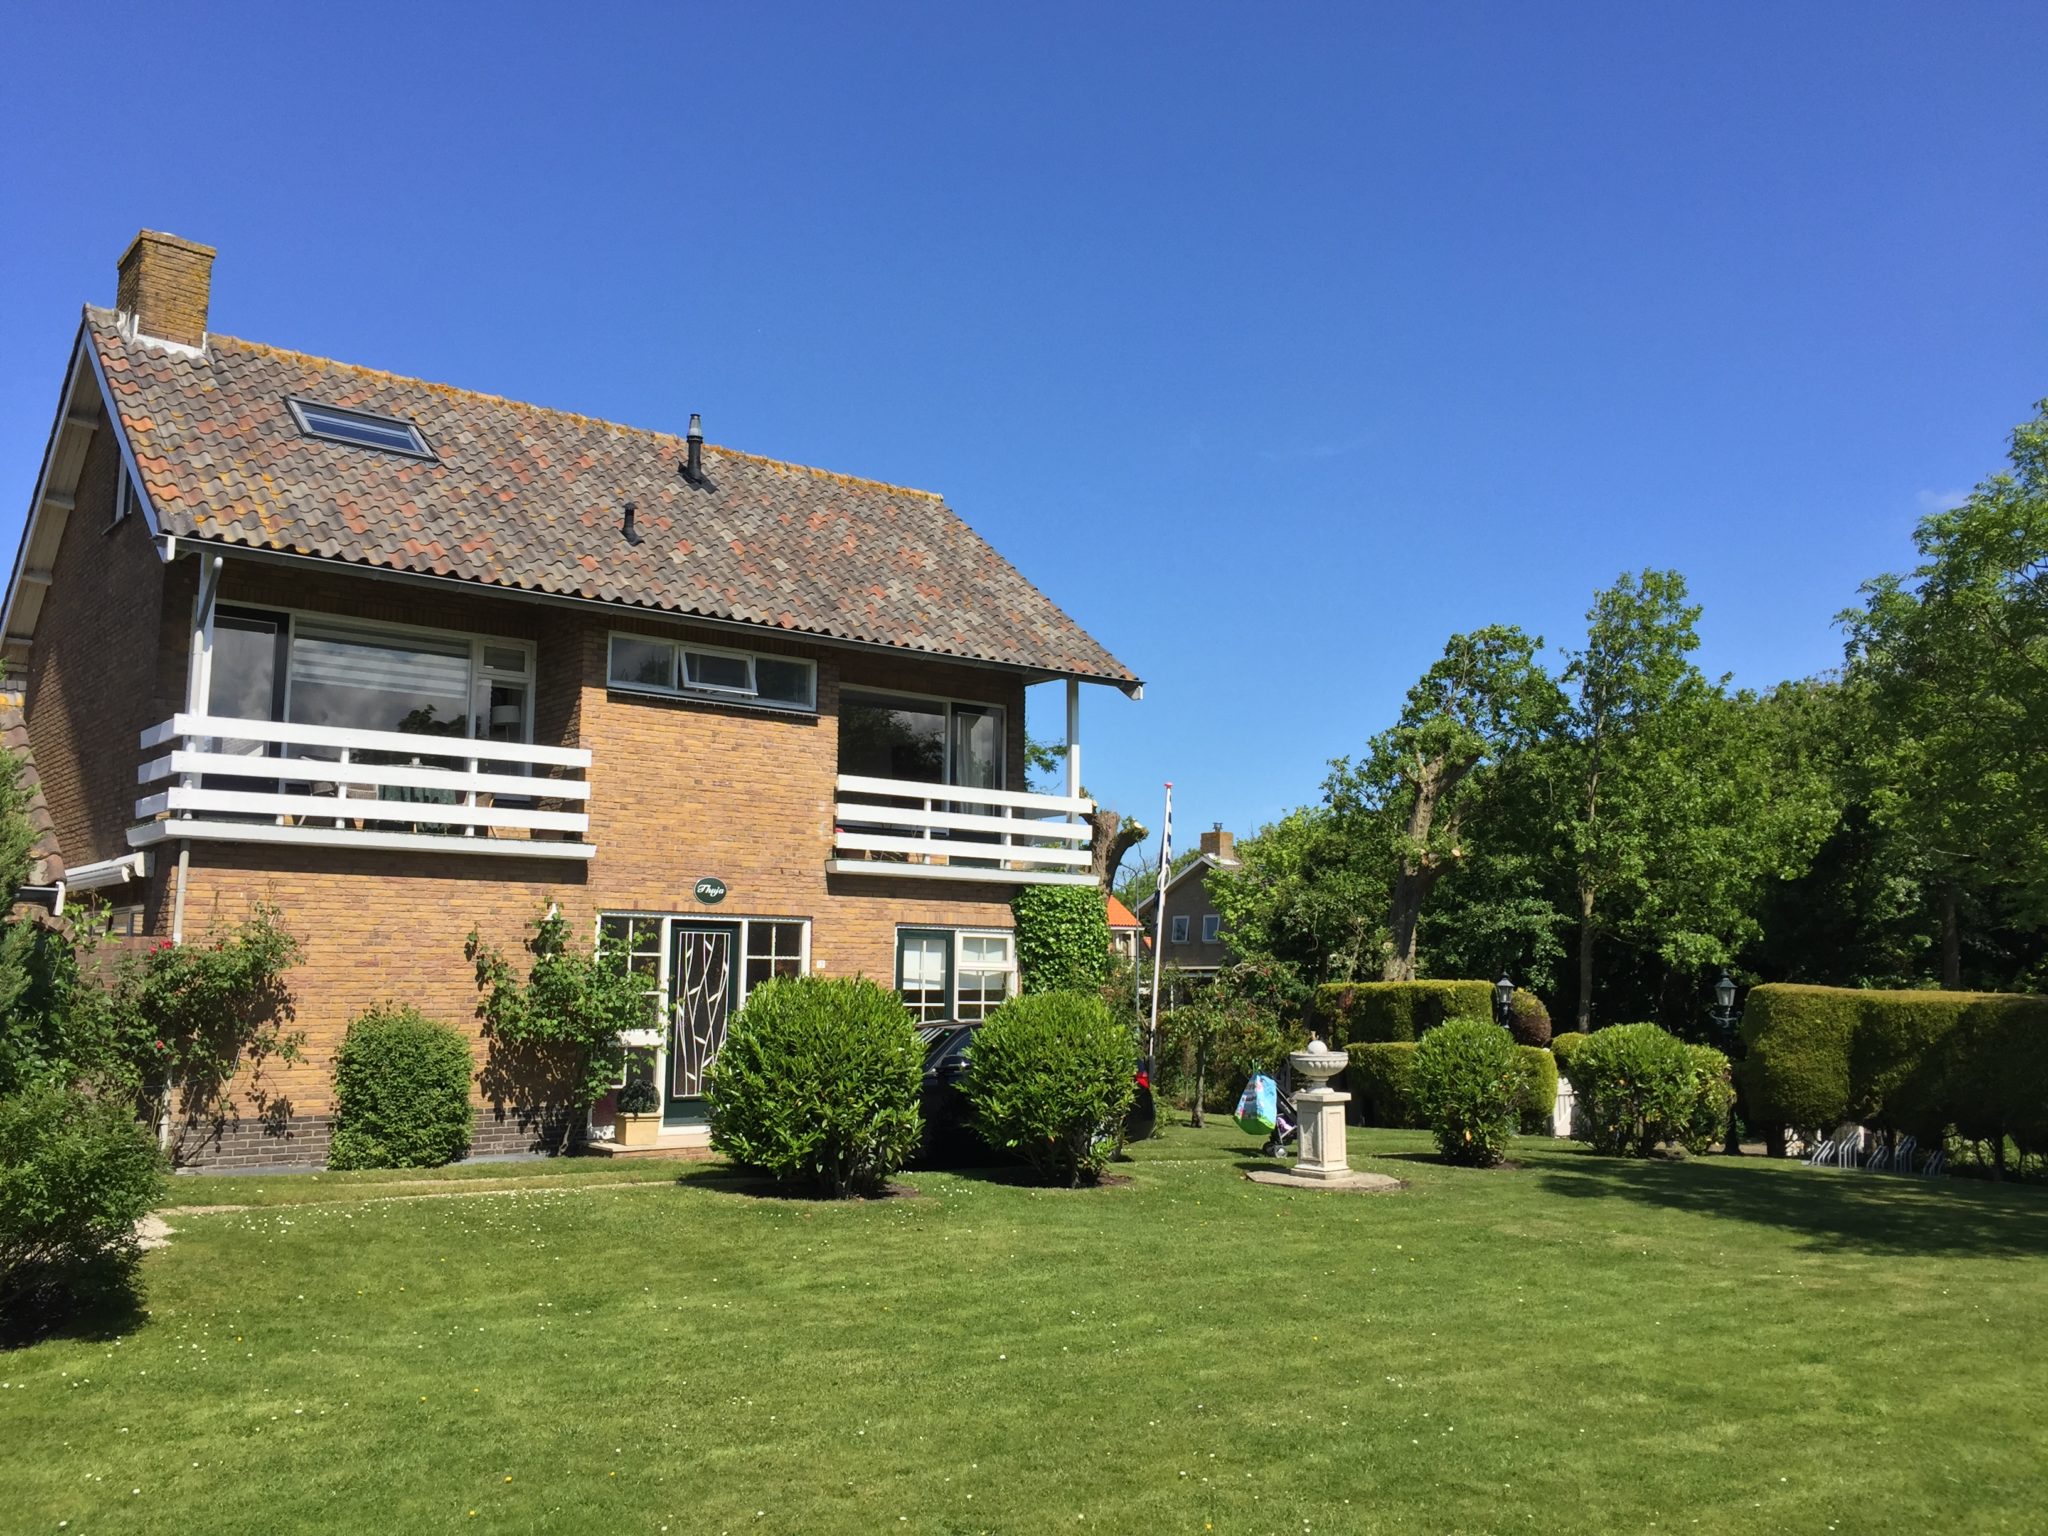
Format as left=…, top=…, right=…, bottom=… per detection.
left=1199, top=824, right=1235, bottom=861
left=116, top=230, right=216, bottom=349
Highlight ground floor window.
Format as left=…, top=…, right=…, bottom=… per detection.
left=895, top=927, right=1015, bottom=1023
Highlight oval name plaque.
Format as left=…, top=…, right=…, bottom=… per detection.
left=693, top=876, right=728, bottom=905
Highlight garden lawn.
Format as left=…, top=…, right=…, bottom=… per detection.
left=5, top=1124, right=2046, bottom=1535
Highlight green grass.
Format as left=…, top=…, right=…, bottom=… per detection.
left=6, top=1124, right=2047, bottom=1534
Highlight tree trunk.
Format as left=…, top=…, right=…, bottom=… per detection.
left=1086, top=806, right=1148, bottom=888
left=1190, top=1040, right=1207, bottom=1129
left=1575, top=885, right=1597, bottom=1031
left=1939, top=885, right=1962, bottom=990
left=1382, top=864, right=1439, bottom=981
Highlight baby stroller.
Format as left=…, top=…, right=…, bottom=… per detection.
left=1234, top=1060, right=1300, bottom=1159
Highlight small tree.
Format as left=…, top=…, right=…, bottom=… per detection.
left=84, top=903, right=303, bottom=1161
left=1160, top=991, right=1298, bottom=1128
left=467, top=907, right=647, bottom=1149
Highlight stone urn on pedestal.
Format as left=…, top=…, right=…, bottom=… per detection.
left=1289, top=1037, right=1353, bottom=1180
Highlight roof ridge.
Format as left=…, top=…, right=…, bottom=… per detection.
left=84, top=306, right=946, bottom=503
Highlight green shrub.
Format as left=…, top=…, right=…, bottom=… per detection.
left=1010, top=886, right=1111, bottom=994
left=1551, top=1031, right=1589, bottom=1076
left=1345, top=1042, right=1419, bottom=1128
left=1158, top=997, right=1302, bottom=1120
left=1506, top=989, right=1552, bottom=1049
left=1570, top=1024, right=1697, bottom=1157
left=707, top=976, right=923, bottom=1198
left=0, top=1084, right=164, bottom=1341
left=1514, top=1044, right=1558, bottom=1134
left=328, top=1005, right=476, bottom=1171
left=964, top=990, right=1135, bottom=1187
left=1681, top=1045, right=1735, bottom=1156
left=1311, top=980, right=1495, bottom=1046
left=1741, top=983, right=2048, bottom=1154
left=1410, top=1018, right=1521, bottom=1166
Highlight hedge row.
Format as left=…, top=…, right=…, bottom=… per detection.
left=1311, top=981, right=1496, bottom=1045
left=1741, top=983, right=2048, bottom=1150
left=1344, top=1038, right=1554, bottom=1131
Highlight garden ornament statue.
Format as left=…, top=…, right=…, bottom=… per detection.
left=1287, top=1036, right=1352, bottom=1180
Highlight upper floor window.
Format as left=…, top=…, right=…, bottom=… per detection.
left=607, top=632, right=815, bottom=712
left=1170, top=915, right=1190, bottom=944
left=1202, top=914, right=1221, bottom=944
left=287, top=398, right=435, bottom=459
left=840, top=690, right=1003, bottom=789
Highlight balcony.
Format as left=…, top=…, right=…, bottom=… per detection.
left=828, top=774, right=1096, bottom=886
left=129, top=713, right=594, bottom=860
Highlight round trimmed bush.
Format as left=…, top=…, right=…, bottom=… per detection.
left=1409, top=1017, right=1521, bottom=1166
left=1680, top=1044, right=1736, bottom=1155
left=1514, top=1043, right=1559, bottom=1133
left=1506, top=989, right=1552, bottom=1049
left=328, top=1004, right=476, bottom=1170
left=0, top=1084, right=164, bottom=1341
left=964, top=990, right=1135, bottom=1187
left=1567, top=1023, right=1696, bottom=1157
left=707, top=975, right=922, bottom=1198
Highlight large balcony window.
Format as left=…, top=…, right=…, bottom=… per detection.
left=131, top=607, right=589, bottom=860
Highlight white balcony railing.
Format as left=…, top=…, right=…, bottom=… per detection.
left=828, top=773, right=1096, bottom=886
left=129, top=713, right=595, bottom=861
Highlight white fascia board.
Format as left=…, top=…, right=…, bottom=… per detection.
left=80, top=333, right=162, bottom=541
left=0, top=328, right=89, bottom=646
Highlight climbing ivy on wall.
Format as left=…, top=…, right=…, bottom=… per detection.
left=1010, top=886, right=1111, bottom=995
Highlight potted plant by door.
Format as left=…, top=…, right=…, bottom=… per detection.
left=615, top=1076, right=662, bottom=1149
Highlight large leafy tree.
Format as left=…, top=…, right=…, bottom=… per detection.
left=1843, top=401, right=2048, bottom=985
left=1206, top=806, right=1386, bottom=984
left=1325, top=626, right=1559, bottom=981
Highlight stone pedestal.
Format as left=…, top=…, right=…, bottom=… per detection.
left=1294, top=1085, right=1354, bottom=1179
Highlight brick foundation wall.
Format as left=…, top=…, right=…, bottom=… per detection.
left=169, top=1102, right=582, bottom=1170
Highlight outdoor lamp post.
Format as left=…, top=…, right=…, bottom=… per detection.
left=1710, top=970, right=1741, bottom=1155
left=1494, top=972, right=1514, bottom=1026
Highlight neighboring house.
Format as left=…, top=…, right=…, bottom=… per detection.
left=1134, top=825, right=1239, bottom=981
left=1106, top=894, right=1143, bottom=963
left=5, top=231, right=1139, bottom=1165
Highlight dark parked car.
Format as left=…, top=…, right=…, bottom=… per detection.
left=914, top=1023, right=1159, bottom=1167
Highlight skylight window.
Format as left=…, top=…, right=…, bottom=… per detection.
left=287, top=398, right=434, bottom=458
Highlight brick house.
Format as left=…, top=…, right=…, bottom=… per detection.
left=4, top=231, right=1139, bottom=1166
left=1134, top=826, right=1239, bottom=982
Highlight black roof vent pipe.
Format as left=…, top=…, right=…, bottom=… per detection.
left=622, top=499, right=638, bottom=543
left=685, top=413, right=704, bottom=482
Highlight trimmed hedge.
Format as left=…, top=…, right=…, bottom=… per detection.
left=1550, top=1031, right=1588, bottom=1075
left=328, top=1005, right=475, bottom=1171
left=707, top=975, right=923, bottom=1198
left=1507, top=989, right=1553, bottom=1049
left=1312, top=981, right=1496, bottom=1046
left=1515, top=1044, right=1558, bottom=1133
left=1742, top=983, right=2048, bottom=1151
left=1346, top=1042, right=1419, bottom=1128
left=1010, top=885, right=1111, bottom=994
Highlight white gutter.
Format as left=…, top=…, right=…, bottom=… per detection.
left=64, top=850, right=150, bottom=893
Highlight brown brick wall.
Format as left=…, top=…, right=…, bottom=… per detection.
left=22, top=428, right=175, bottom=870
left=142, top=576, right=1049, bottom=1160
left=116, top=231, right=215, bottom=350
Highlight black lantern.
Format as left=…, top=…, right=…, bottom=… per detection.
left=1715, top=971, right=1737, bottom=1014
left=1494, top=972, right=1514, bottom=1024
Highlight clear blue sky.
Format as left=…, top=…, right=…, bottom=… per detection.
left=5, top=3, right=2045, bottom=847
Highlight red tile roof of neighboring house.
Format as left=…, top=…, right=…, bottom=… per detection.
left=1106, top=895, right=1141, bottom=930
left=86, top=309, right=1137, bottom=688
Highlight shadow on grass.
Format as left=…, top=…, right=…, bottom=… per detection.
left=1, top=1269, right=149, bottom=1351
left=1534, top=1153, right=2048, bottom=1258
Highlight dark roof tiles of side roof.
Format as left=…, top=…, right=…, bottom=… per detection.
left=85, top=308, right=1135, bottom=685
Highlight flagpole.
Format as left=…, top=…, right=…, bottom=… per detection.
left=1146, top=781, right=1173, bottom=1064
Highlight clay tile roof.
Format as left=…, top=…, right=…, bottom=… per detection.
left=1106, top=895, right=1141, bottom=930
left=85, top=308, right=1136, bottom=687
left=0, top=701, right=63, bottom=883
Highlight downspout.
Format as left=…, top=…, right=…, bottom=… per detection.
left=163, top=553, right=222, bottom=1149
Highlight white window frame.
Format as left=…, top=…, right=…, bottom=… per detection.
left=211, top=603, right=536, bottom=751
left=1171, top=915, right=1191, bottom=945
left=892, top=924, right=1016, bottom=1022
left=1202, top=914, right=1221, bottom=944
left=839, top=685, right=1007, bottom=791
left=112, top=472, right=138, bottom=528
left=605, top=630, right=817, bottom=714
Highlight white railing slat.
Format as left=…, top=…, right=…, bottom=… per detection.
left=830, top=800, right=1091, bottom=841
left=832, top=830, right=1093, bottom=867
left=834, top=773, right=1090, bottom=817
left=140, top=784, right=588, bottom=835
left=145, top=713, right=591, bottom=769
left=139, top=749, right=591, bottom=801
